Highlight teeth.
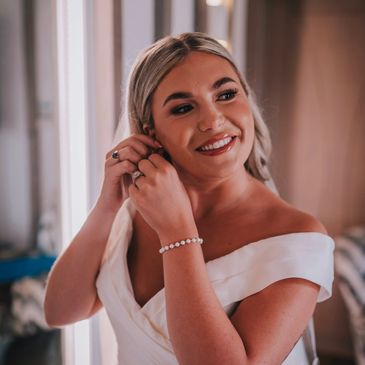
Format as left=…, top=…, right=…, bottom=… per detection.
left=200, top=137, right=233, bottom=151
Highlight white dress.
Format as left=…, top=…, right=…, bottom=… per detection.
left=96, top=199, right=334, bottom=365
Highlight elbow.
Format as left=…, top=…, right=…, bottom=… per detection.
left=43, top=298, right=66, bottom=328
left=45, top=318, right=63, bottom=329
left=43, top=281, right=65, bottom=327
left=44, top=304, right=80, bottom=328
left=44, top=314, right=62, bottom=329
left=43, top=294, right=77, bottom=328
left=43, top=294, right=96, bottom=327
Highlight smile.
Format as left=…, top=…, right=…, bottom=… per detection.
left=196, top=136, right=237, bottom=155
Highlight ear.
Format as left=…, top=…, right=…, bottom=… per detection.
left=143, top=123, right=156, bottom=138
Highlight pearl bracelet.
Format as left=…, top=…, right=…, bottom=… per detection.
left=159, top=237, right=203, bottom=254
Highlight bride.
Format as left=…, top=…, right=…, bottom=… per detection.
left=44, top=32, right=334, bottom=365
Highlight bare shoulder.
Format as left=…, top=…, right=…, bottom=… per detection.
left=291, top=209, right=327, bottom=235
left=270, top=201, right=328, bottom=236
left=251, top=180, right=328, bottom=237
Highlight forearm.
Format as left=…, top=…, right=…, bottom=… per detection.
left=44, top=202, right=118, bottom=326
left=161, top=230, right=247, bottom=365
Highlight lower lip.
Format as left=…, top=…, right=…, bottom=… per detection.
left=197, top=137, right=237, bottom=156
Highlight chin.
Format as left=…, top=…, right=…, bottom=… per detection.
left=192, top=160, right=246, bottom=180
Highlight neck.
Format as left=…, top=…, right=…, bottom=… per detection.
left=178, top=167, right=259, bottom=221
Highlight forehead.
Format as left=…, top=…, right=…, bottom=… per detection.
left=154, top=51, right=239, bottom=96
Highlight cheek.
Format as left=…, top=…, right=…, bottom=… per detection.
left=153, top=117, right=170, bottom=143
left=154, top=126, right=168, bottom=143
left=229, top=98, right=252, bottom=122
left=154, top=127, right=182, bottom=158
left=238, top=100, right=255, bottom=131
left=155, top=123, right=192, bottom=149
left=245, top=116, right=255, bottom=144
left=245, top=118, right=255, bottom=157
left=247, top=114, right=255, bottom=134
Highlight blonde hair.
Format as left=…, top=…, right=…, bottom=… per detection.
left=116, top=32, right=278, bottom=194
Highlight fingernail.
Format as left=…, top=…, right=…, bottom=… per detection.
left=154, top=140, right=162, bottom=147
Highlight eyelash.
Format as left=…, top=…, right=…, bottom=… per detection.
left=170, top=88, right=239, bottom=115
left=218, top=88, right=239, bottom=101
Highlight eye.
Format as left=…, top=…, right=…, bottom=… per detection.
left=217, top=88, right=238, bottom=101
left=171, top=104, right=193, bottom=115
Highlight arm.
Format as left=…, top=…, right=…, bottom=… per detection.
left=130, top=154, right=247, bottom=363
left=44, top=203, right=117, bottom=327
left=44, top=135, right=158, bottom=327
left=230, top=278, right=319, bottom=364
left=162, top=236, right=247, bottom=364
left=130, top=154, right=325, bottom=364
left=160, top=228, right=322, bottom=365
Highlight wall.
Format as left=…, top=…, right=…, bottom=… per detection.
left=0, top=0, right=32, bottom=249
left=34, top=0, right=60, bottom=252
left=34, top=0, right=58, bottom=218
left=0, top=0, right=59, bottom=251
left=289, top=0, right=365, bottom=357
left=247, top=0, right=365, bottom=358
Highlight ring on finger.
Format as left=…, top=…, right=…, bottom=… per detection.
left=132, top=170, right=145, bottom=183
left=111, top=150, right=120, bottom=160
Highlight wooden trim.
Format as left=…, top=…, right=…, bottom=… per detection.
left=155, top=0, right=171, bottom=41
left=227, top=0, right=234, bottom=48
left=194, top=0, right=207, bottom=32
left=22, top=0, right=39, bottom=248
left=246, top=0, right=268, bottom=104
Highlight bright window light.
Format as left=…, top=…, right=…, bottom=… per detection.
left=206, top=0, right=224, bottom=6
left=56, top=0, right=90, bottom=365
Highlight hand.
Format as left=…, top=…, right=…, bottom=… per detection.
left=128, top=153, right=197, bottom=244
left=96, top=135, right=160, bottom=213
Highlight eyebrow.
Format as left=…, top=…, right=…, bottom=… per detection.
left=162, top=76, right=237, bottom=106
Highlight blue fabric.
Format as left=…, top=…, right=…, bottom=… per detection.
left=0, top=255, right=56, bottom=283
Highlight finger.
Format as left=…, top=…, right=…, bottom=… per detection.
left=154, top=139, right=163, bottom=148
left=137, top=158, right=156, bottom=175
left=106, top=140, right=152, bottom=162
left=131, top=134, right=160, bottom=148
left=128, top=183, right=140, bottom=199
left=147, top=153, right=170, bottom=169
left=107, top=160, right=137, bottom=177
left=106, top=135, right=158, bottom=159
left=126, top=139, right=155, bottom=157
left=118, top=146, right=143, bottom=164
left=105, top=145, right=142, bottom=167
left=133, top=174, right=147, bottom=190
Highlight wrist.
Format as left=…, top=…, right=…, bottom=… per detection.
left=94, top=198, right=121, bottom=217
left=159, top=236, right=203, bottom=254
left=158, top=225, right=199, bottom=247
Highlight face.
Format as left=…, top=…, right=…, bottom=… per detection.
left=150, top=51, right=255, bottom=181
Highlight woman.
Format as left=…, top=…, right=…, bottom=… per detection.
left=44, top=32, right=334, bottom=364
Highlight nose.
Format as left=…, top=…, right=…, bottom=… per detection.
left=197, top=104, right=225, bottom=132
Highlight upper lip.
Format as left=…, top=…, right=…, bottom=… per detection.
left=196, top=133, right=237, bottom=150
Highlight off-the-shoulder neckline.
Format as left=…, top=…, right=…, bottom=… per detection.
left=205, top=231, right=333, bottom=266
left=112, top=200, right=334, bottom=312
left=121, top=198, right=333, bottom=260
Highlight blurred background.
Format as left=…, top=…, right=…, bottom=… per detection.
left=0, top=0, right=364, bottom=364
